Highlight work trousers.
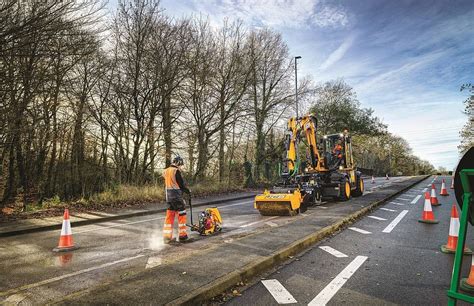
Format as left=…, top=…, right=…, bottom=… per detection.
left=163, top=201, right=188, bottom=242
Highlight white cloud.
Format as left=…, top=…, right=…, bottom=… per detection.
left=319, top=35, right=355, bottom=71
left=190, top=0, right=349, bottom=29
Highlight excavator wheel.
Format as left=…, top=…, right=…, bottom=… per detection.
left=339, top=178, right=351, bottom=201
left=352, top=176, right=364, bottom=197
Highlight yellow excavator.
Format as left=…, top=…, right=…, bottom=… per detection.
left=254, top=114, right=364, bottom=216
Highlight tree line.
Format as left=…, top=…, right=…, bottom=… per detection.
left=0, top=0, right=433, bottom=210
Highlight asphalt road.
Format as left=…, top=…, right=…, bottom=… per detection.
left=0, top=176, right=407, bottom=304
left=226, top=176, right=474, bottom=305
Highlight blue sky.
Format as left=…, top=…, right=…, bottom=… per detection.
left=156, top=0, right=473, bottom=169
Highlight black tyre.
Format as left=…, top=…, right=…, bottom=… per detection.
left=353, top=176, right=364, bottom=197
left=339, top=178, right=351, bottom=201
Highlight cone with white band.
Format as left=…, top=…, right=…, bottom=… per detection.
left=461, top=256, right=474, bottom=292
left=386, top=174, right=389, bottom=180
left=430, top=184, right=440, bottom=206
left=53, top=209, right=79, bottom=252
left=450, top=176, right=454, bottom=189
left=441, top=203, right=472, bottom=254
left=371, top=176, right=375, bottom=184
left=440, top=179, right=449, bottom=196
left=418, top=192, right=438, bottom=224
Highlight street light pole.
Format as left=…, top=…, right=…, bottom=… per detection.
left=295, top=56, right=301, bottom=118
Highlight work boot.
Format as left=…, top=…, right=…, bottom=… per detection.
left=179, top=236, right=194, bottom=243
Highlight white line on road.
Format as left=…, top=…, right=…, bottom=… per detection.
left=319, top=246, right=348, bottom=258
left=219, top=200, right=254, bottom=208
left=145, top=256, right=162, bottom=269
left=389, top=202, right=405, bottom=206
left=380, top=208, right=396, bottom=212
left=318, top=206, right=328, bottom=209
left=396, top=197, right=412, bottom=201
left=0, top=254, right=145, bottom=297
left=422, top=188, right=427, bottom=192
left=261, top=279, right=297, bottom=304
left=368, top=216, right=387, bottom=221
left=411, top=195, right=422, bottom=204
left=266, top=221, right=278, bottom=227
left=240, top=216, right=278, bottom=228
left=308, top=256, right=368, bottom=306
left=75, top=217, right=164, bottom=234
left=382, top=210, right=409, bottom=233
left=348, top=227, right=371, bottom=234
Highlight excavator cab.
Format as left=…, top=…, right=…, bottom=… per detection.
left=321, top=132, right=354, bottom=170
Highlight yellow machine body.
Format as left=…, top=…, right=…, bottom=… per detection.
left=254, top=189, right=302, bottom=216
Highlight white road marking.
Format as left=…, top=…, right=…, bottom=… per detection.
left=380, top=208, right=396, bottom=212
left=411, top=195, right=422, bottom=204
left=240, top=216, right=278, bottom=228
left=319, top=246, right=348, bottom=258
left=308, top=256, right=368, bottom=306
left=396, top=197, right=411, bottom=201
left=389, top=202, right=405, bottom=206
left=422, top=188, right=428, bottom=192
left=318, top=206, right=328, bottom=209
left=368, top=216, right=387, bottom=221
left=75, top=217, right=164, bottom=234
left=4, top=293, right=26, bottom=304
left=145, top=256, right=162, bottom=269
left=261, top=279, right=297, bottom=304
left=348, top=227, right=371, bottom=234
left=219, top=200, right=254, bottom=208
left=266, top=221, right=278, bottom=227
left=382, top=210, right=409, bottom=233
left=0, top=254, right=145, bottom=297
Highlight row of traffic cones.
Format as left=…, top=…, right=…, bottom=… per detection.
left=418, top=177, right=474, bottom=292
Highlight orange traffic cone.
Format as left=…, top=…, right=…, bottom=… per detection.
left=440, top=179, right=449, bottom=196
left=450, top=176, right=455, bottom=189
left=53, top=209, right=79, bottom=252
left=441, top=203, right=472, bottom=254
left=371, top=176, right=375, bottom=184
left=461, top=256, right=474, bottom=292
left=419, top=192, right=438, bottom=224
left=386, top=174, right=389, bottom=180
left=430, top=184, right=440, bottom=206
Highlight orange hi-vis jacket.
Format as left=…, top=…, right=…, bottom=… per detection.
left=163, top=166, right=181, bottom=202
left=333, top=144, right=343, bottom=159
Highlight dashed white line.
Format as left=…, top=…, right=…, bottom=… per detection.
left=389, top=202, right=405, bottom=206
left=411, top=195, right=422, bottom=204
left=368, top=216, right=387, bottom=221
left=319, top=246, right=348, bottom=258
left=240, top=216, right=278, bottom=228
left=308, top=256, right=368, bottom=306
left=396, top=197, right=411, bottom=201
left=318, top=206, right=328, bottom=209
left=422, top=188, right=428, bottom=192
left=266, top=221, right=278, bottom=227
left=261, top=279, right=297, bottom=304
left=382, top=210, right=409, bottom=233
left=380, top=208, right=396, bottom=212
left=348, top=227, right=371, bottom=234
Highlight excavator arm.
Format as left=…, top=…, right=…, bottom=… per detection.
left=300, top=114, right=322, bottom=171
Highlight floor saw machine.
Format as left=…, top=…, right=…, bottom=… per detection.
left=186, top=195, right=223, bottom=235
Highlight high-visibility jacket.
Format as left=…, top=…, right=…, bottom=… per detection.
left=333, top=144, right=343, bottom=159
left=163, top=165, right=189, bottom=202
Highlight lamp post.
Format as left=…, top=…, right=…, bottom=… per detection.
left=295, top=56, right=301, bottom=118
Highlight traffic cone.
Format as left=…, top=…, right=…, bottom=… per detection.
left=53, top=209, right=79, bottom=252
left=441, top=203, right=472, bottom=254
left=418, top=192, right=439, bottom=224
left=430, top=184, right=440, bottom=206
left=450, top=176, right=454, bottom=189
left=371, top=176, right=375, bottom=184
left=461, top=256, right=474, bottom=292
left=386, top=174, right=389, bottom=180
left=440, top=179, right=449, bottom=196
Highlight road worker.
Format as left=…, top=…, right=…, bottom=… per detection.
left=162, top=156, right=191, bottom=244
left=332, top=139, right=344, bottom=167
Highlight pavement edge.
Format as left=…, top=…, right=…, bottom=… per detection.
left=167, top=175, right=430, bottom=306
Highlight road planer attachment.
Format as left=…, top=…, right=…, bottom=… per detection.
left=254, top=189, right=302, bottom=216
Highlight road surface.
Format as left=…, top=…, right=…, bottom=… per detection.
left=226, top=176, right=474, bottom=305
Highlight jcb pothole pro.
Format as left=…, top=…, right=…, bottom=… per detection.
left=254, top=114, right=364, bottom=216
left=186, top=195, right=223, bottom=235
